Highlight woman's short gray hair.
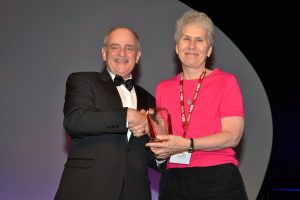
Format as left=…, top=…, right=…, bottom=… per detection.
left=174, top=10, right=215, bottom=46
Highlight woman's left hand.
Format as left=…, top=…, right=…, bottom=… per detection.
left=146, top=135, right=190, bottom=160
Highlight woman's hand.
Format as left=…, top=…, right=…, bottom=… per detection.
left=146, top=135, right=190, bottom=160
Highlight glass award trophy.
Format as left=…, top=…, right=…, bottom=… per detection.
left=147, top=107, right=172, bottom=142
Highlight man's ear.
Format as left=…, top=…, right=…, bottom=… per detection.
left=102, top=47, right=107, bottom=61
left=136, top=51, right=141, bottom=63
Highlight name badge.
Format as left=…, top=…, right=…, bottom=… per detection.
left=169, top=151, right=191, bottom=164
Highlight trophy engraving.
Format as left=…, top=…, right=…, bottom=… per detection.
left=147, top=108, right=172, bottom=142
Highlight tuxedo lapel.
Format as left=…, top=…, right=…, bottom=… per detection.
left=135, top=86, right=147, bottom=110
left=97, top=69, right=123, bottom=109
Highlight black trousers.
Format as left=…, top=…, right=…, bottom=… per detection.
left=119, top=180, right=125, bottom=200
left=159, top=163, right=248, bottom=200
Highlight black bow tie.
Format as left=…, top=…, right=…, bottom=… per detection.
left=114, top=75, right=134, bottom=91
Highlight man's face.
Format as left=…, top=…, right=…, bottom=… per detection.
left=102, top=28, right=141, bottom=79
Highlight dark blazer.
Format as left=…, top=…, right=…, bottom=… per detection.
left=55, top=69, right=157, bottom=200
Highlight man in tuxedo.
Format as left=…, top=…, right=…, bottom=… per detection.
left=55, top=27, right=158, bottom=200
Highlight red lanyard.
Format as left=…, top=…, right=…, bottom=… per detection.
left=180, top=69, right=206, bottom=137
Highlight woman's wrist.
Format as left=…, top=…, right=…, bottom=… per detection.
left=187, top=138, right=194, bottom=153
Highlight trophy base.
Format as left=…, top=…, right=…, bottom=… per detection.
left=149, top=138, right=164, bottom=143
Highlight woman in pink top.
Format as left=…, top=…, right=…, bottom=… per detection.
left=146, top=10, right=248, bottom=200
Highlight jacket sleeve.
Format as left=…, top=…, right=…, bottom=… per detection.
left=63, top=73, right=128, bottom=138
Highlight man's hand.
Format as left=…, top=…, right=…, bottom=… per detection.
left=128, top=108, right=149, bottom=137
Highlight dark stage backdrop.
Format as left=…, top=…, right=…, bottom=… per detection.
left=0, top=0, right=277, bottom=199
left=179, top=0, right=300, bottom=199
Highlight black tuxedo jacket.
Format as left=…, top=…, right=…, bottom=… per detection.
left=55, top=69, right=157, bottom=200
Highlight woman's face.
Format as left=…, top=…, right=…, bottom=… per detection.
left=176, top=23, right=212, bottom=70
